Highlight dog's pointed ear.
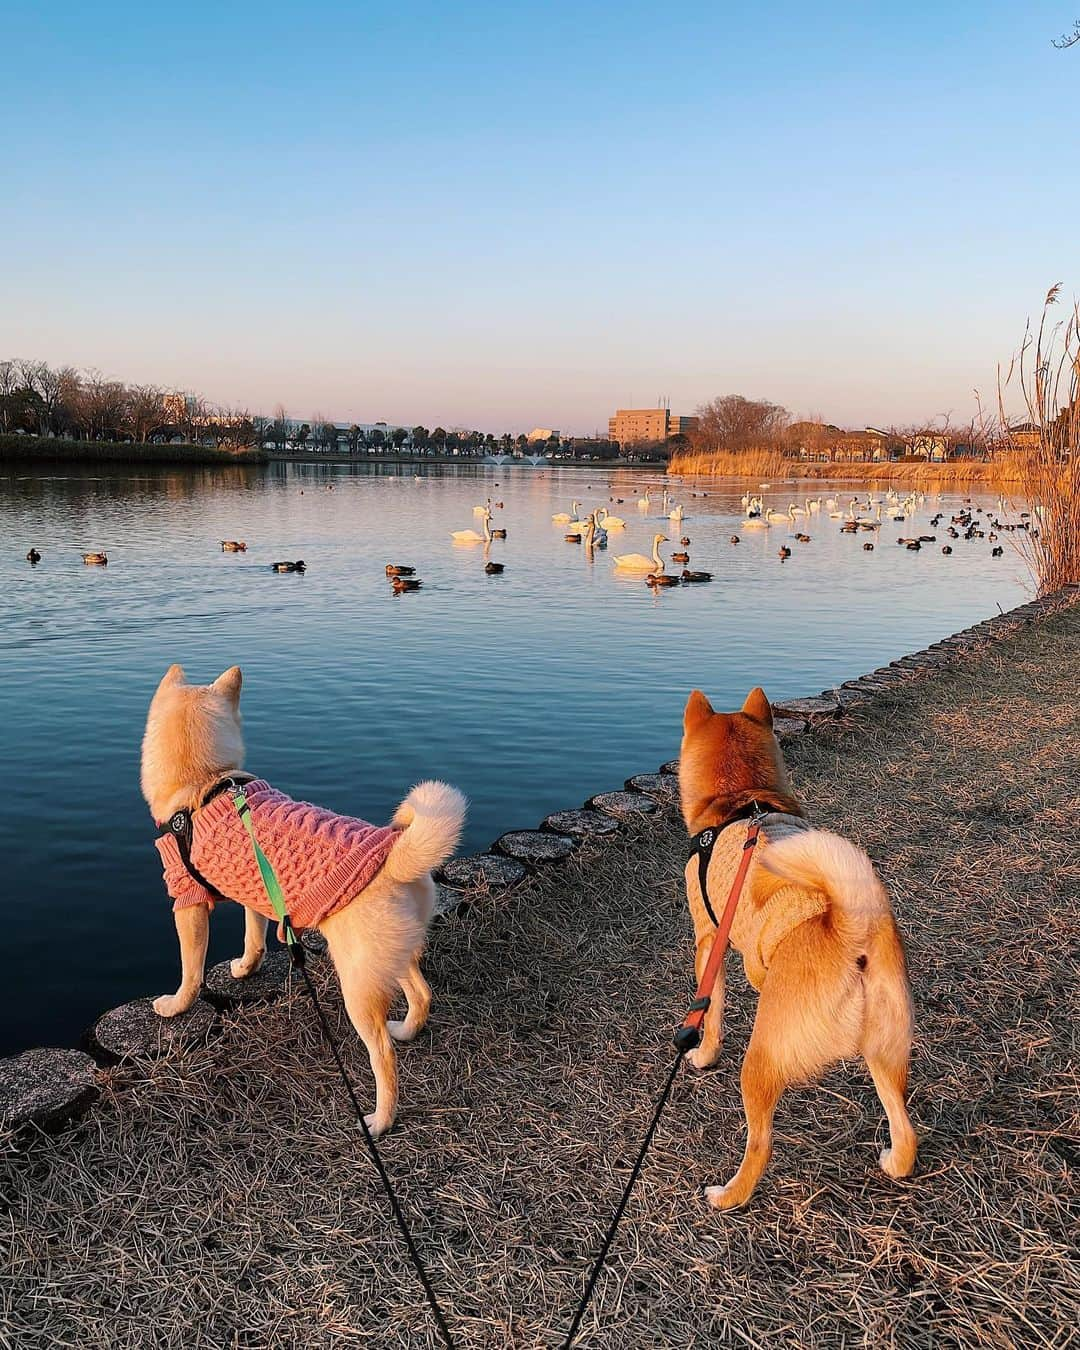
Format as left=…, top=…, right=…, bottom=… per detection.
left=741, top=686, right=772, bottom=727
left=212, top=666, right=243, bottom=702
left=684, top=689, right=714, bottom=732
left=157, top=664, right=185, bottom=691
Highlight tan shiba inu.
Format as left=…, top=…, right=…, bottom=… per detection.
left=680, top=687, right=917, bottom=1208
left=141, top=664, right=466, bottom=1135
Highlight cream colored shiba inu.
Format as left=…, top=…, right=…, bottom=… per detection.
left=141, top=664, right=466, bottom=1136
left=680, top=687, right=917, bottom=1208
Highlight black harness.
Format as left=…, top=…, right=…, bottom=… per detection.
left=688, top=801, right=775, bottom=927
left=157, top=773, right=255, bottom=903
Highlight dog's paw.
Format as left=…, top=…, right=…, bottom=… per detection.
left=152, top=993, right=192, bottom=1018
left=879, top=1146, right=914, bottom=1179
left=387, top=1019, right=417, bottom=1044
left=686, top=1044, right=720, bottom=1071
left=230, top=954, right=264, bottom=980
left=362, top=1112, right=393, bottom=1139
left=704, top=1182, right=749, bottom=1212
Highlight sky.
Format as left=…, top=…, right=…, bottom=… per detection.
left=1, top=2, right=1077, bottom=433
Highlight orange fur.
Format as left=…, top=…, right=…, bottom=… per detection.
left=680, top=687, right=917, bottom=1209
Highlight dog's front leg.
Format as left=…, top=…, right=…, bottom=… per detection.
left=153, top=903, right=210, bottom=1017
left=687, top=932, right=725, bottom=1070
left=230, top=907, right=268, bottom=979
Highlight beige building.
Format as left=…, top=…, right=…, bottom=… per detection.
left=608, top=408, right=699, bottom=445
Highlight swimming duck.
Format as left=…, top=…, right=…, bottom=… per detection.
left=272, top=560, right=306, bottom=572
left=82, top=552, right=108, bottom=565
left=385, top=564, right=416, bottom=576
left=490, top=525, right=507, bottom=539
left=729, top=535, right=740, bottom=544
left=992, top=546, right=1004, bottom=557
left=26, top=548, right=41, bottom=564
left=942, top=546, right=953, bottom=554
left=484, top=561, right=505, bottom=574
left=679, top=536, right=690, bottom=546
left=671, top=550, right=690, bottom=564
left=863, top=542, right=874, bottom=551
left=645, top=571, right=679, bottom=587
left=794, top=533, right=811, bottom=543
left=220, top=541, right=247, bottom=552
left=905, top=541, right=921, bottom=551
left=680, top=569, right=712, bottom=583
left=778, top=546, right=791, bottom=560
left=391, top=576, right=421, bottom=591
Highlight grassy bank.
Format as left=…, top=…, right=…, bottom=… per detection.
left=0, top=433, right=265, bottom=466
left=668, top=449, right=1023, bottom=487
left=2, top=604, right=1077, bottom=1347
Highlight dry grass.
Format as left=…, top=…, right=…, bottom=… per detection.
left=667, top=451, right=1022, bottom=487
left=2, top=606, right=1078, bottom=1349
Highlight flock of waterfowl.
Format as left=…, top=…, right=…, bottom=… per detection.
left=22, top=484, right=1032, bottom=593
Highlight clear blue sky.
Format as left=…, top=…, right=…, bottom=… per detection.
left=2, top=2, right=1076, bottom=432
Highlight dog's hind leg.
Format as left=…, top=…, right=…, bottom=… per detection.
left=388, top=954, right=431, bottom=1044
left=705, top=1031, right=785, bottom=1210
left=860, top=921, right=917, bottom=1178
left=230, top=907, right=268, bottom=979
left=338, top=964, right=399, bottom=1137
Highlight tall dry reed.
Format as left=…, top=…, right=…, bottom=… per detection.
left=1000, top=286, right=1080, bottom=594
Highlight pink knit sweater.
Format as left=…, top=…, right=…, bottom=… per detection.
left=155, top=780, right=399, bottom=935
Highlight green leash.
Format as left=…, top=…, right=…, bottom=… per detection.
left=225, top=781, right=455, bottom=1349
left=230, top=785, right=303, bottom=957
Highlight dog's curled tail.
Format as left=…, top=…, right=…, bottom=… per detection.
left=385, top=780, right=467, bottom=883
left=761, top=829, right=891, bottom=942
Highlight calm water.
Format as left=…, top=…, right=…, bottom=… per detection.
left=1, top=462, right=1029, bottom=1053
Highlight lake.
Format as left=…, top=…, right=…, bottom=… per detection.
left=0, top=461, right=1029, bottom=1053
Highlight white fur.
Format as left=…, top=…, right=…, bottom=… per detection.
left=760, top=828, right=890, bottom=930
left=386, top=781, right=467, bottom=883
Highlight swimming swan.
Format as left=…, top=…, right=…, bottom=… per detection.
left=552, top=500, right=581, bottom=524
left=452, top=509, right=492, bottom=543
left=614, top=533, right=668, bottom=571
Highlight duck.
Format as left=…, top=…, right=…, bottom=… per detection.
left=272, top=560, right=306, bottom=572
left=596, top=507, right=626, bottom=530
left=680, top=536, right=690, bottom=546
left=794, top=533, right=811, bottom=543
left=645, top=571, right=679, bottom=587
left=614, top=533, right=668, bottom=572
left=552, top=501, right=581, bottom=525
left=671, top=550, right=690, bottom=564
left=452, top=510, right=492, bottom=544
left=863, top=542, right=874, bottom=551
left=385, top=564, right=416, bottom=576
left=729, top=535, right=740, bottom=544
left=680, top=568, right=712, bottom=583
left=391, top=576, right=421, bottom=591
left=220, top=540, right=247, bottom=552
left=840, top=521, right=859, bottom=534
left=942, top=545, right=953, bottom=555
left=484, top=561, right=505, bottom=574
left=992, top=546, right=1004, bottom=557
left=778, top=546, right=791, bottom=560
left=82, top=552, right=108, bottom=565
left=26, top=548, right=41, bottom=564
left=490, top=525, right=507, bottom=539
left=905, top=541, right=921, bottom=551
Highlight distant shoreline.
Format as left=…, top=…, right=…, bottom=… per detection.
left=0, top=434, right=265, bottom=466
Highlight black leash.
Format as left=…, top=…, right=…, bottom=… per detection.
left=285, top=933, right=457, bottom=1350
left=560, top=1047, right=687, bottom=1350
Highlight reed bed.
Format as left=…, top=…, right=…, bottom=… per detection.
left=1001, top=287, right=1080, bottom=593
left=667, top=449, right=1022, bottom=486
left=1, top=605, right=1077, bottom=1349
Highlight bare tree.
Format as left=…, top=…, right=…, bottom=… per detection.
left=690, top=395, right=789, bottom=454
left=1052, top=17, right=1080, bottom=47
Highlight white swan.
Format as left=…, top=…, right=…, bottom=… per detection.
left=452, top=509, right=492, bottom=544
left=669, top=503, right=684, bottom=523
left=788, top=501, right=807, bottom=517
left=637, top=490, right=651, bottom=511
left=552, top=500, right=581, bottom=524
left=596, top=507, right=626, bottom=530
left=563, top=510, right=596, bottom=536
left=765, top=507, right=786, bottom=522
left=614, top=533, right=668, bottom=571
left=741, top=516, right=770, bottom=529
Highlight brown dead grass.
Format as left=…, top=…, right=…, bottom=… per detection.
left=1, top=605, right=1078, bottom=1349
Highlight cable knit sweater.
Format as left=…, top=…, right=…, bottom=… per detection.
left=684, top=813, right=827, bottom=990
left=156, top=780, right=399, bottom=936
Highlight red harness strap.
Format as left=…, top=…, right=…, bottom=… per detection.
left=675, top=821, right=761, bottom=1051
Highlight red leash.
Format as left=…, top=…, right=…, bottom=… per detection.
left=675, top=820, right=762, bottom=1052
